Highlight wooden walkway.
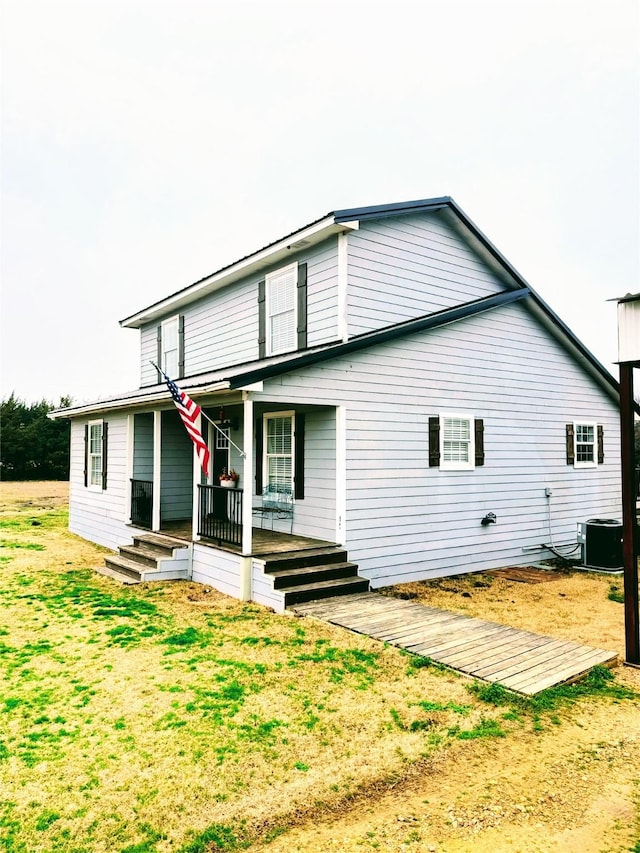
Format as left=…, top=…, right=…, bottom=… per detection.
left=292, top=592, right=617, bottom=695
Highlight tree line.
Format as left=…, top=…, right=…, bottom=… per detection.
left=1, top=394, right=71, bottom=480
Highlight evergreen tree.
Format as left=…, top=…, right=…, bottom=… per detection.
left=0, top=394, right=71, bottom=480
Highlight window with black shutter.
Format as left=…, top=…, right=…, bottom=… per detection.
left=85, top=420, right=108, bottom=489
left=429, top=414, right=485, bottom=470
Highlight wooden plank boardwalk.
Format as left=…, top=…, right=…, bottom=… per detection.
left=292, top=592, right=617, bottom=695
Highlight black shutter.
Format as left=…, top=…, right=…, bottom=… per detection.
left=429, top=417, right=440, bottom=467
left=565, top=424, right=574, bottom=464
left=84, top=424, right=89, bottom=487
left=597, top=425, right=604, bottom=464
left=156, top=325, right=162, bottom=381
left=294, top=413, right=305, bottom=499
left=101, top=422, right=108, bottom=490
left=258, top=279, right=266, bottom=359
left=474, top=418, right=485, bottom=467
left=255, top=417, right=263, bottom=495
left=178, top=314, right=185, bottom=378
left=297, top=263, right=308, bottom=350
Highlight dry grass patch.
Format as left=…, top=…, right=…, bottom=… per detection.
left=1, top=483, right=637, bottom=853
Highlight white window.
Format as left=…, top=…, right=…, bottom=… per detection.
left=216, top=427, right=230, bottom=451
left=574, top=422, right=597, bottom=467
left=264, top=413, right=294, bottom=491
left=440, top=414, right=475, bottom=471
left=88, top=421, right=104, bottom=487
left=266, top=263, right=297, bottom=355
left=161, top=316, right=179, bottom=377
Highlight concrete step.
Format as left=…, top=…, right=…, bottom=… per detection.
left=270, top=561, right=359, bottom=589
left=282, top=576, right=370, bottom=607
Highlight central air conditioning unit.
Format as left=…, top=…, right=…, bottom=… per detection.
left=576, top=519, right=623, bottom=571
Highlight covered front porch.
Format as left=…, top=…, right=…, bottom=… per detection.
left=159, top=519, right=337, bottom=557
left=124, top=396, right=346, bottom=589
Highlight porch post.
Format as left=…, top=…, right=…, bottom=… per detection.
left=191, top=413, right=202, bottom=542
left=242, top=393, right=254, bottom=556
left=124, top=414, right=134, bottom=523
left=336, top=405, right=347, bottom=545
left=152, top=411, right=161, bottom=531
left=240, top=393, right=254, bottom=600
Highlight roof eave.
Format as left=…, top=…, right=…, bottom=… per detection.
left=48, top=380, right=231, bottom=420
left=120, top=217, right=359, bottom=329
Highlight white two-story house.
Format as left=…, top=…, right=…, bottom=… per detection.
left=52, top=197, right=623, bottom=612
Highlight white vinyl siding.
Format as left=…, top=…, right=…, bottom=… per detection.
left=70, top=415, right=133, bottom=550
left=574, top=422, right=596, bottom=467
left=264, top=413, right=293, bottom=490
left=139, top=241, right=339, bottom=387
left=441, top=414, right=474, bottom=470
left=251, top=299, right=621, bottom=587
left=347, top=212, right=510, bottom=336
left=88, top=421, right=104, bottom=487
left=266, top=264, right=297, bottom=355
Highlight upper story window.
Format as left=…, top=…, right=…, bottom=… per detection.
left=156, top=315, right=184, bottom=380
left=258, top=263, right=307, bottom=359
left=161, top=316, right=179, bottom=377
left=566, top=422, right=602, bottom=468
left=266, top=264, right=297, bottom=355
left=429, top=414, right=484, bottom=470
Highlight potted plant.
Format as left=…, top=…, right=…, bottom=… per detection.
left=219, top=469, right=239, bottom=489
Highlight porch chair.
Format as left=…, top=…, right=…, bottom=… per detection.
left=252, top=484, right=294, bottom=534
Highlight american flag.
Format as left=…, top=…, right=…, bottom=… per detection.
left=159, top=369, right=210, bottom=478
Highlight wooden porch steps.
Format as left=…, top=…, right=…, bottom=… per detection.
left=102, top=533, right=190, bottom=584
left=261, top=545, right=370, bottom=607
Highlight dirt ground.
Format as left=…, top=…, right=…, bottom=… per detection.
left=3, top=482, right=639, bottom=852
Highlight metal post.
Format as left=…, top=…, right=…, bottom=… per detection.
left=619, top=363, right=640, bottom=664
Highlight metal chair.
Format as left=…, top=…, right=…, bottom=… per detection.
left=252, top=484, right=294, bottom=534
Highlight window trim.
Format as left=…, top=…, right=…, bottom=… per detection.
left=262, top=410, right=295, bottom=494
left=573, top=421, right=597, bottom=468
left=87, top=419, right=105, bottom=489
left=439, top=413, right=475, bottom=471
left=265, top=263, right=298, bottom=356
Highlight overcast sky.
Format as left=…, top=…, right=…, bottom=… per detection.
left=1, top=0, right=638, bottom=404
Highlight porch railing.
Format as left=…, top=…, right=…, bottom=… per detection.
left=198, top=484, right=243, bottom=547
left=130, top=479, right=153, bottom=529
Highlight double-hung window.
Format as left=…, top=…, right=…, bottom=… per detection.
left=429, top=414, right=484, bottom=470
left=85, top=420, right=108, bottom=490
left=441, top=414, right=474, bottom=470
left=264, top=413, right=294, bottom=491
left=161, top=316, right=179, bottom=378
left=266, top=264, right=297, bottom=355
left=566, top=422, right=603, bottom=467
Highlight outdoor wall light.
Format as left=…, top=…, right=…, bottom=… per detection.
left=481, top=512, right=497, bottom=526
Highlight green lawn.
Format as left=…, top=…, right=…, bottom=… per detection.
left=0, top=491, right=635, bottom=853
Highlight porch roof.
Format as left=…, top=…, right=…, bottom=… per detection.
left=50, top=284, right=629, bottom=420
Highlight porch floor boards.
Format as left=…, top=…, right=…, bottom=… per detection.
left=291, top=592, right=618, bottom=696
left=158, top=521, right=335, bottom=557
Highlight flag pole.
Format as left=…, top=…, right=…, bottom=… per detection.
left=151, top=361, right=246, bottom=458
